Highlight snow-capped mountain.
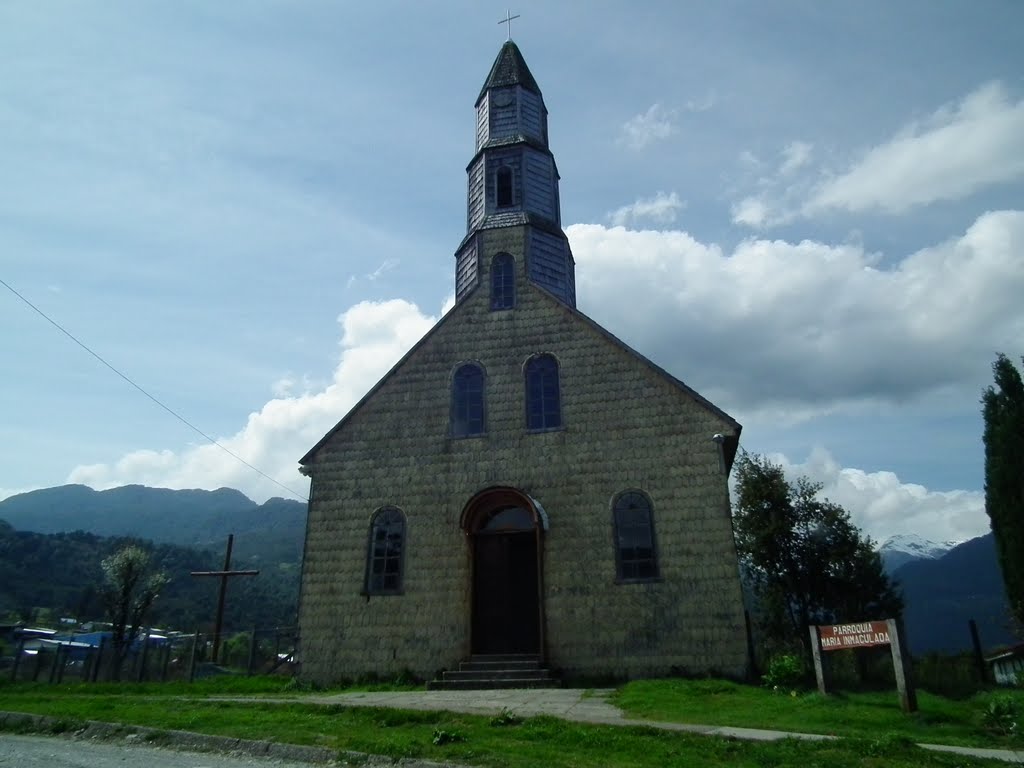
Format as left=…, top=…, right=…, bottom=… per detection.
left=878, top=533, right=958, bottom=573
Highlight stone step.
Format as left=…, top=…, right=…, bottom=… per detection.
left=427, top=676, right=561, bottom=690
left=443, top=668, right=552, bottom=682
left=469, top=653, right=540, bottom=663
left=459, top=659, right=541, bottom=672
left=428, top=654, right=561, bottom=690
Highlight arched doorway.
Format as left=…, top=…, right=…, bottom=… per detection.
left=461, top=487, right=545, bottom=656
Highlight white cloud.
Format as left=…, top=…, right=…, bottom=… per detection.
left=619, top=104, right=676, bottom=150
left=807, top=82, right=1024, bottom=215
left=569, top=209, right=1024, bottom=413
left=608, top=191, right=686, bottom=227
left=779, top=141, right=813, bottom=175
left=731, top=196, right=768, bottom=227
left=67, top=299, right=437, bottom=502
left=777, top=447, right=986, bottom=544
left=731, top=82, right=1024, bottom=228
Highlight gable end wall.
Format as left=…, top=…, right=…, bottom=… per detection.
left=299, top=226, right=747, bottom=683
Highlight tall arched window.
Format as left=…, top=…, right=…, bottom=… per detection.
left=496, top=166, right=514, bottom=207
left=491, top=253, right=515, bottom=310
left=451, top=363, right=485, bottom=437
left=613, top=491, right=659, bottom=582
left=365, top=506, right=405, bottom=595
left=525, top=354, right=561, bottom=430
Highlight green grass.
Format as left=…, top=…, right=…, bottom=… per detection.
left=0, top=678, right=1019, bottom=767
left=613, top=678, right=1024, bottom=750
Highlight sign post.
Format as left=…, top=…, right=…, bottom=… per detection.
left=810, top=618, right=917, bottom=713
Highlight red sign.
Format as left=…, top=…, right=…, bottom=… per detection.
left=817, top=621, right=891, bottom=651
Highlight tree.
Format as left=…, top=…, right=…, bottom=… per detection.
left=100, top=545, right=168, bottom=679
left=982, top=354, right=1024, bottom=628
left=732, top=452, right=902, bottom=657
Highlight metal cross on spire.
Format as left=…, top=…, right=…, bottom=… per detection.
left=498, top=9, right=520, bottom=41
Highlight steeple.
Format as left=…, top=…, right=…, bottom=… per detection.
left=454, top=42, right=576, bottom=308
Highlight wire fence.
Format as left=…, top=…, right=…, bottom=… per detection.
left=5, top=626, right=297, bottom=684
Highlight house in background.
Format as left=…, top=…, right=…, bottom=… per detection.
left=988, top=643, right=1024, bottom=686
left=297, top=40, right=749, bottom=686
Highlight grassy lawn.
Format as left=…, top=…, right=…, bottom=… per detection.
left=613, top=678, right=1024, bottom=750
left=0, top=677, right=1019, bottom=768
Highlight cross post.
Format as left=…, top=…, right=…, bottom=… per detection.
left=498, top=9, right=520, bottom=41
left=191, top=534, right=259, bottom=664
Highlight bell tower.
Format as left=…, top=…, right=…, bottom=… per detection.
left=454, top=41, right=576, bottom=308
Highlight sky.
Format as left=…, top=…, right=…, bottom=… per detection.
left=2, top=1, right=1022, bottom=546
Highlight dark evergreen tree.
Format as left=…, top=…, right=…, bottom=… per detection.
left=732, top=452, right=902, bottom=657
left=982, top=353, right=1024, bottom=628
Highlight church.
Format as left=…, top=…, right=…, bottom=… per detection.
left=296, top=40, right=749, bottom=685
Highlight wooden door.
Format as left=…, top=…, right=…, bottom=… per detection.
left=472, top=531, right=539, bottom=654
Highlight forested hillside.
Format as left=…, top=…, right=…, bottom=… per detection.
left=0, top=483, right=305, bottom=634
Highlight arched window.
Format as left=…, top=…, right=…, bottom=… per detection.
left=365, top=506, right=405, bottom=595
left=613, top=491, right=659, bottom=582
left=451, top=363, right=485, bottom=437
left=496, top=166, right=514, bottom=207
left=525, top=354, right=561, bottom=430
left=491, top=253, right=515, bottom=310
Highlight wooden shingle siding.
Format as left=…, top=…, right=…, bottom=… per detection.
left=298, top=258, right=748, bottom=685
left=467, top=159, right=485, bottom=230
left=488, top=100, right=518, bottom=140
left=475, top=98, right=488, bottom=152
left=524, top=152, right=556, bottom=220
left=520, top=90, right=544, bottom=141
left=486, top=151, right=521, bottom=212
left=529, top=229, right=572, bottom=304
left=455, top=238, right=478, bottom=300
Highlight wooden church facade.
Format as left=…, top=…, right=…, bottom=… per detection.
left=297, top=42, right=749, bottom=684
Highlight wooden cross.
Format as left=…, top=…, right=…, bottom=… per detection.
left=191, top=534, right=258, bottom=664
left=498, top=9, right=520, bottom=41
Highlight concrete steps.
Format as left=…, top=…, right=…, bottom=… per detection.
left=428, top=654, right=561, bottom=690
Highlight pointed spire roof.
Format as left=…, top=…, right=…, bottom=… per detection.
left=476, top=41, right=541, bottom=105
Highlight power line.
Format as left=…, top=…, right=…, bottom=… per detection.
left=1, top=277, right=309, bottom=502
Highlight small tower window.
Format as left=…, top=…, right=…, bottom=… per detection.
left=491, top=253, right=515, bottom=310
left=451, top=363, right=485, bottom=437
left=525, top=354, right=561, bottom=430
left=613, top=491, right=659, bottom=582
left=496, top=166, right=514, bottom=207
left=365, top=506, right=406, bottom=595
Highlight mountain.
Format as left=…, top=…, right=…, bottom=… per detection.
left=0, top=484, right=307, bottom=632
left=878, top=533, right=957, bottom=573
left=894, top=532, right=1019, bottom=654
left=0, top=484, right=306, bottom=566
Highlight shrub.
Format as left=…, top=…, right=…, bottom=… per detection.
left=980, top=695, right=1020, bottom=738
left=761, top=654, right=804, bottom=690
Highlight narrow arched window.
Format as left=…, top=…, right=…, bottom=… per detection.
left=491, top=253, right=515, bottom=310
left=496, top=166, right=514, bottom=207
left=451, top=363, right=485, bottom=437
left=365, top=506, right=405, bottom=595
left=525, top=354, right=561, bottom=430
left=613, top=491, right=659, bottom=582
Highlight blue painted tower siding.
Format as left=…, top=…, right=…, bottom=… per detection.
left=475, top=96, right=489, bottom=152
left=457, top=43, right=575, bottom=310
left=467, top=159, right=485, bottom=230
left=524, top=152, right=557, bottom=223
left=519, top=89, right=546, bottom=143
left=488, top=93, right=519, bottom=139
left=529, top=229, right=576, bottom=307
left=476, top=87, right=548, bottom=149
left=455, top=237, right=478, bottom=300
left=486, top=150, right=522, bottom=212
